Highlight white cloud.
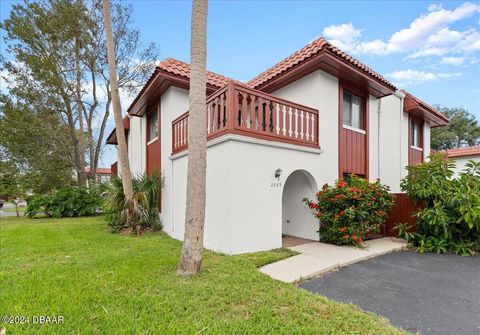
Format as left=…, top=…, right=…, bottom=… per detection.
left=428, top=3, right=443, bottom=12
left=322, top=2, right=480, bottom=59
left=323, top=22, right=362, bottom=44
left=387, top=2, right=479, bottom=53
left=440, top=56, right=466, bottom=66
left=387, top=69, right=462, bottom=86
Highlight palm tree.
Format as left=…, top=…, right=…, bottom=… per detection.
left=178, top=0, right=208, bottom=275
left=102, top=0, right=136, bottom=226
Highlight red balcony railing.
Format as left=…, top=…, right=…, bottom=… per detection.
left=172, top=81, right=319, bottom=154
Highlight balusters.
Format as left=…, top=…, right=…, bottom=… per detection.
left=311, top=113, right=315, bottom=144
left=173, top=83, right=319, bottom=154
left=217, top=95, right=223, bottom=129
left=294, top=108, right=299, bottom=138
left=250, top=95, right=256, bottom=130
left=240, top=92, right=247, bottom=127
left=305, top=113, right=310, bottom=142
left=288, top=106, right=293, bottom=137
left=300, top=110, right=304, bottom=140
left=222, top=93, right=227, bottom=128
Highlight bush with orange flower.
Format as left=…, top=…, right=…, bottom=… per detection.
left=303, top=175, right=394, bottom=246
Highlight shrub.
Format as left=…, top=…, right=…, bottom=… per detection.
left=102, top=172, right=164, bottom=234
left=303, top=175, right=395, bottom=246
left=399, top=154, right=480, bottom=256
left=25, top=187, right=102, bottom=218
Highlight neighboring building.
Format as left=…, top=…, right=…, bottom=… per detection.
left=84, top=166, right=112, bottom=184
left=106, top=37, right=448, bottom=254
left=435, top=146, right=480, bottom=177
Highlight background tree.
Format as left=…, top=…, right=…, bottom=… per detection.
left=1, top=0, right=158, bottom=188
left=178, top=0, right=208, bottom=276
left=0, top=94, right=74, bottom=194
left=0, top=156, right=26, bottom=217
left=431, top=106, right=480, bottom=150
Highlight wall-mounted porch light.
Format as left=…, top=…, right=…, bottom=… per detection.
left=275, top=168, right=283, bottom=180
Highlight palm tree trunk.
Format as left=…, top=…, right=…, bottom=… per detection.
left=178, top=0, right=208, bottom=275
left=102, top=0, right=135, bottom=205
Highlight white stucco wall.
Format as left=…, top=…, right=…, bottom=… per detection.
left=423, top=123, right=431, bottom=160
left=123, top=69, right=423, bottom=254
left=272, top=70, right=408, bottom=193
left=371, top=93, right=407, bottom=192
left=282, top=170, right=319, bottom=241
left=169, top=142, right=233, bottom=253
left=159, top=87, right=190, bottom=236
left=451, top=155, right=479, bottom=178
left=128, top=115, right=146, bottom=175
left=272, top=70, right=339, bottom=185
left=116, top=115, right=146, bottom=177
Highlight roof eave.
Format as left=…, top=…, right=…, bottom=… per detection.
left=404, top=105, right=449, bottom=128
left=127, top=69, right=224, bottom=117
left=251, top=50, right=396, bottom=98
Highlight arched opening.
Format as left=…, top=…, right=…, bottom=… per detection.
left=282, top=170, right=319, bottom=243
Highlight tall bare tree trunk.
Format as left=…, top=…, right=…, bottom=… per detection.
left=75, top=37, right=88, bottom=187
left=102, top=0, right=135, bottom=214
left=178, top=0, right=208, bottom=276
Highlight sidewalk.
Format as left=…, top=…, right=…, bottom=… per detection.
left=260, top=237, right=407, bottom=283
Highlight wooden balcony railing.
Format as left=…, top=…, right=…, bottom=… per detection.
left=172, top=81, right=319, bottom=154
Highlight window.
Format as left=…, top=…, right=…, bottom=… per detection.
left=411, top=120, right=422, bottom=148
left=343, top=90, right=364, bottom=130
left=148, top=110, right=158, bottom=141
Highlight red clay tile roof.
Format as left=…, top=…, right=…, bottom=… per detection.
left=127, top=58, right=233, bottom=113
left=402, top=91, right=449, bottom=124
left=84, top=167, right=112, bottom=174
left=159, top=58, right=232, bottom=88
left=435, top=146, right=480, bottom=159
left=247, top=37, right=396, bottom=90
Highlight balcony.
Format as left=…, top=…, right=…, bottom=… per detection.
left=172, top=81, right=319, bottom=154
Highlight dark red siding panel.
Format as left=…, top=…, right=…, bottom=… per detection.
left=111, top=161, right=118, bottom=177
left=383, top=193, right=421, bottom=237
left=338, top=82, right=368, bottom=178
left=146, top=104, right=161, bottom=211
left=408, top=116, right=424, bottom=166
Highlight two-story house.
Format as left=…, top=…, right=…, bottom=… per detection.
left=106, top=38, right=448, bottom=254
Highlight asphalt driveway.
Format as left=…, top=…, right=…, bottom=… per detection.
left=300, top=251, right=480, bottom=335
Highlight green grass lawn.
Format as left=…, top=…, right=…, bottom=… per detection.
left=0, top=216, right=403, bottom=334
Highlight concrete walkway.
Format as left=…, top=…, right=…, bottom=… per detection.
left=260, top=237, right=407, bottom=283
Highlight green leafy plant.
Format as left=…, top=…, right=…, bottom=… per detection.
left=400, top=154, right=480, bottom=256
left=25, top=187, right=102, bottom=218
left=303, top=175, right=395, bottom=246
left=102, top=171, right=164, bottom=234
left=393, top=223, right=419, bottom=242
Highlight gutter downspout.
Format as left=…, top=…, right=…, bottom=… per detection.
left=377, top=98, right=382, bottom=180
left=394, top=90, right=406, bottom=183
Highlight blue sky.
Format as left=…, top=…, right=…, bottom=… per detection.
left=1, top=0, right=479, bottom=166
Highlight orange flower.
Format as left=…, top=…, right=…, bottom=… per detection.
left=339, top=210, right=345, bottom=216
left=339, top=227, right=346, bottom=232
left=358, top=237, right=364, bottom=243
left=342, top=234, right=350, bottom=239
left=338, top=181, right=348, bottom=188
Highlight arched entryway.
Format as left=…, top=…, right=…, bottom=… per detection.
left=282, top=170, right=319, bottom=242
